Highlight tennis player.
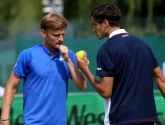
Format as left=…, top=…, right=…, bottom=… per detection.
left=1, top=13, right=87, bottom=125
left=76, top=3, right=165, bottom=125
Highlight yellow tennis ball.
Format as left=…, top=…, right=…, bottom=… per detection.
left=77, top=50, right=85, bottom=59
left=77, top=50, right=89, bottom=64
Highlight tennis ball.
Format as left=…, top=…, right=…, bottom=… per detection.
left=77, top=50, right=89, bottom=64
left=77, top=50, right=85, bottom=59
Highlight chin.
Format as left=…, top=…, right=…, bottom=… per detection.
left=97, top=35, right=103, bottom=40
left=54, top=46, right=59, bottom=49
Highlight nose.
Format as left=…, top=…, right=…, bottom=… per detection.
left=59, top=35, right=64, bottom=41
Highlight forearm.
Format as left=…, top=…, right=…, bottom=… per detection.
left=158, top=86, right=165, bottom=99
left=155, top=79, right=165, bottom=99
left=66, top=59, right=87, bottom=91
left=82, top=69, right=105, bottom=95
left=154, top=67, right=165, bottom=99
left=1, top=84, right=16, bottom=119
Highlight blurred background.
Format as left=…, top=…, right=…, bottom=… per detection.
left=0, top=0, right=165, bottom=124
left=0, top=0, right=165, bottom=92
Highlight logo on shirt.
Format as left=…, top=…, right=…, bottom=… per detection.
left=97, top=68, right=102, bottom=70
left=122, top=34, right=129, bottom=37
left=59, top=56, right=64, bottom=61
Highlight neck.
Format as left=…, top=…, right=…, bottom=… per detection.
left=42, top=42, right=57, bottom=56
left=108, top=27, right=120, bottom=37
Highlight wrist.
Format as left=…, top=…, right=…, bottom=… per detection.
left=81, top=67, right=89, bottom=74
left=1, top=118, right=10, bottom=122
left=65, top=58, right=71, bottom=63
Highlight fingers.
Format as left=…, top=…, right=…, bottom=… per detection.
left=56, top=45, right=60, bottom=49
left=58, top=45, right=70, bottom=62
left=58, top=45, right=68, bottom=54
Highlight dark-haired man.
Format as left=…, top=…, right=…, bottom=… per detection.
left=76, top=3, right=165, bottom=125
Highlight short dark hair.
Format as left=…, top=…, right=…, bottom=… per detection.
left=90, top=3, right=121, bottom=27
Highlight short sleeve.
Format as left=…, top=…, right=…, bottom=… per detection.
left=13, top=49, right=32, bottom=78
left=96, top=46, right=114, bottom=77
left=145, top=43, right=159, bottom=69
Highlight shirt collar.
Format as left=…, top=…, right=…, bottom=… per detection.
left=39, top=44, right=60, bottom=57
left=109, top=29, right=127, bottom=38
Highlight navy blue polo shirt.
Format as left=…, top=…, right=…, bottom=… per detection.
left=96, top=30, right=158, bottom=125
left=13, top=44, right=76, bottom=125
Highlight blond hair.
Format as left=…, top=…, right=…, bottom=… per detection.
left=40, top=13, right=69, bottom=30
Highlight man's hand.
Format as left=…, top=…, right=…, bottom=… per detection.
left=57, top=45, right=70, bottom=62
left=76, top=51, right=89, bottom=73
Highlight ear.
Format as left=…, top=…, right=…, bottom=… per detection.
left=103, top=19, right=109, bottom=27
left=40, top=29, right=46, bottom=37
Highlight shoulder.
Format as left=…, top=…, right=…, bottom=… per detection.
left=20, top=45, right=40, bottom=54
left=18, top=45, right=39, bottom=60
left=68, top=49, right=74, bottom=54
left=68, top=49, right=75, bottom=57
